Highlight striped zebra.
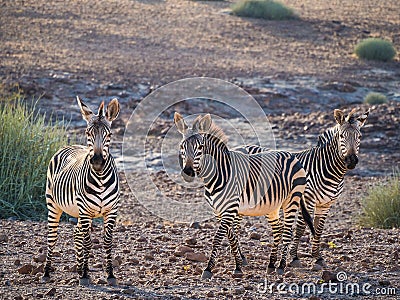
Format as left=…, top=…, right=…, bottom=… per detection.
left=242, top=108, right=370, bottom=269
left=174, top=112, right=315, bottom=279
left=42, top=97, right=121, bottom=286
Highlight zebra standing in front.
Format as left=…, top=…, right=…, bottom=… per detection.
left=42, top=97, right=121, bottom=285
left=174, top=112, right=315, bottom=279
left=243, top=108, right=370, bottom=269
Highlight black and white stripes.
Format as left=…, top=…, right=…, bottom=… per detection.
left=42, top=97, right=120, bottom=286
left=174, top=112, right=315, bottom=278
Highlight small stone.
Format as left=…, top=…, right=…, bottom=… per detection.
left=0, top=234, right=8, bottom=242
left=311, top=264, right=323, bottom=271
left=249, top=232, right=261, bottom=240
left=97, top=278, right=107, bottom=284
left=206, top=291, right=214, bottom=297
left=174, top=245, right=194, bottom=257
left=45, top=288, right=56, bottom=297
left=185, top=237, right=197, bottom=246
left=34, top=254, right=46, bottom=263
left=322, top=270, right=338, bottom=282
left=168, top=256, right=178, bottom=262
left=14, top=295, right=23, bottom=300
left=129, top=258, right=139, bottom=265
left=31, top=264, right=44, bottom=275
left=137, top=236, right=147, bottom=243
left=18, top=264, right=34, bottom=274
left=190, top=222, right=201, bottom=229
left=144, top=254, right=154, bottom=260
left=14, top=259, right=21, bottom=266
left=193, top=266, right=203, bottom=275
left=185, top=252, right=208, bottom=262
left=234, top=287, right=245, bottom=294
left=112, top=259, right=121, bottom=267
left=379, top=280, right=391, bottom=286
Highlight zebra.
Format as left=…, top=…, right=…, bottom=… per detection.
left=240, top=108, right=370, bottom=269
left=174, top=112, right=315, bottom=279
left=42, top=97, right=121, bottom=286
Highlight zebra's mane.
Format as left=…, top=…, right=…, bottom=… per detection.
left=205, top=123, right=228, bottom=146
left=316, top=126, right=338, bottom=146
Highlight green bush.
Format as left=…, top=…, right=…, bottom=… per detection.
left=355, top=38, right=396, bottom=62
left=0, top=94, right=69, bottom=220
left=364, top=92, right=388, bottom=105
left=359, top=171, right=400, bottom=229
left=231, top=0, right=297, bottom=20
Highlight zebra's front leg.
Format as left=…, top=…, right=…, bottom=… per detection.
left=201, top=216, right=233, bottom=280
left=311, top=205, right=331, bottom=268
left=233, top=214, right=248, bottom=266
left=289, top=212, right=306, bottom=268
left=103, top=212, right=118, bottom=285
left=266, top=211, right=282, bottom=274
left=75, top=217, right=92, bottom=286
left=42, top=205, right=62, bottom=282
left=227, top=226, right=243, bottom=277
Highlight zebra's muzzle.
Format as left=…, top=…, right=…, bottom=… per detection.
left=181, top=166, right=195, bottom=182
left=344, top=154, right=358, bottom=169
left=90, top=154, right=106, bottom=173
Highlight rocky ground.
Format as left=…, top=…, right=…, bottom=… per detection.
left=1, top=0, right=400, bottom=299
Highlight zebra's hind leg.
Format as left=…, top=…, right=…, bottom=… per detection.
left=277, top=202, right=299, bottom=275
left=265, top=211, right=282, bottom=274
left=103, top=212, right=118, bottom=285
left=311, top=205, right=331, bottom=270
left=201, top=215, right=234, bottom=280
left=42, top=203, right=62, bottom=282
left=227, top=226, right=243, bottom=277
left=289, top=211, right=306, bottom=268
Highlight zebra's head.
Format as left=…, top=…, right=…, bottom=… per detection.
left=77, top=96, right=120, bottom=173
left=174, top=112, right=212, bottom=182
left=334, top=108, right=370, bottom=169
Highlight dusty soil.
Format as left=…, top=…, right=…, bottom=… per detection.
left=0, top=0, right=400, bottom=299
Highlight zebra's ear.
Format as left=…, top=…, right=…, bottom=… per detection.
left=357, top=108, right=370, bottom=128
left=334, top=109, right=345, bottom=125
left=76, top=96, right=93, bottom=122
left=174, top=112, right=188, bottom=135
left=106, top=98, right=120, bottom=123
left=98, top=101, right=105, bottom=117
left=198, top=113, right=212, bottom=133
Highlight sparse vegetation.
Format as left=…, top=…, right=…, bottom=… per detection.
left=355, top=38, right=396, bottom=62
left=231, top=0, right=297, bottom=20
left=359, top=171, right=400, bottom=229
left=364, top=92, right=388, bottom=105
left=0, top=93, right=69, bottom=220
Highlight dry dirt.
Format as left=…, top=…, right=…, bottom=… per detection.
left=0, top=0, right=400, bottom=299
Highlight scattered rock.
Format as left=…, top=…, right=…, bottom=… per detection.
left=174, top=245, right=194, bottom=257
left=34, top=254, right=46, bottom=263
left=379, top=280, right=391, bottom=286
left=14, top=259, right=21, bottom=266
left=0, top=234, right=8, bottom=242
left=190, top=222, right=201, bottom=229
left=249, top=232, right=261, bottom=240
left=322, top=270, right=338, bottom=282
left=129, top=258, right=140, bottom=265
left=185, top=237, right=197, bottom=246
left=44, top=288, right=56, bottom=297
left=31, top=265, right=44, bottom=276
left=97, top=278, right=107, bottom=284
left=185, top=252, right=208, bottom=262
left=17, top=264, right=34, bottom=275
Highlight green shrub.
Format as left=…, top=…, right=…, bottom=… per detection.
left=364, top=92, right=388, bottom=105
left=231, top=0, right=297, bottom=20
left=355, top=38, right=396, bottom=62
left=0, top=94, right=69, bottom=220
left=359, top=171, right=400, bottom=229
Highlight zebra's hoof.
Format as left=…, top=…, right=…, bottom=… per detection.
left=107, top=277, right=118, bottom=286
left=276, top=268, right=284, bottom=275
left=242, top=256, right=248, bottom=266
left=289, top=259, right=303, bottom=268
left=232, top=269, right=243, bottom=278
left=41, top=276, right=50, bottom=283
left=201, top=270, right=213, bottom=280
left=79, top=277, right=91, bottom=286
left=267, top=267, right=275, bottom=274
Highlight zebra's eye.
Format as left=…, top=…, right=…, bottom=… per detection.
left=340, top=133, right=345, bottom=139
left=198, top=144, right=203, bottom=150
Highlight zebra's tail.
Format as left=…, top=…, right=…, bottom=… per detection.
left=300, top=197, right=315, bottom=236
